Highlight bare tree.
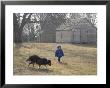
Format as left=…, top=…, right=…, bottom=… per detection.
left=20, top=13, right=67, bottom=43
left=13, top=13, right=32, bottom=43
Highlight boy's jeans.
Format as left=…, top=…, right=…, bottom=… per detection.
left=58, top=57, right=61, bottom=62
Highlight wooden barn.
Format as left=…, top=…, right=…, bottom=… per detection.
left=23, top=18, right=97, bottom=44
left=56, top=18, right=97, bottom=44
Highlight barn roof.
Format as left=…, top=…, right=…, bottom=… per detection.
left=56, top=18, right=97, bottom=31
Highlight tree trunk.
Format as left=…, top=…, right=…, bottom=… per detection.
left=14, top=28, right=22, bottom=43
left=14, top=13, right=32, bottom=43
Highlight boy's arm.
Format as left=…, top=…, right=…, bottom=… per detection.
left=55, top=50, right=57, bottom=57
left=62, top=50, right=64, bottom=56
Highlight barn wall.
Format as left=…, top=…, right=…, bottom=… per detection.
left=72, top=20, right=97, bottom=44
left=87, top=28, right=97, bottom=44
left=56, top=31, right=72, bottom=43
left=73, top=29, right=80, bottom=43
left=73, top=29, right=97, bottom=44
left=56, top=29, right=97, bottom=44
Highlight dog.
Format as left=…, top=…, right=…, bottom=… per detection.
left=37, top=58, right=51, bottom=69
left=26, top=55, right=41, bottom=67
left=26, top=55, right=51, bottom=69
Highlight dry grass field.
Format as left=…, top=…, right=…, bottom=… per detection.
left=13, top=43, right=97, bottom=75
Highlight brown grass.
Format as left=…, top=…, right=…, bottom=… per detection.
left=13, top=43, right=97, bottom=75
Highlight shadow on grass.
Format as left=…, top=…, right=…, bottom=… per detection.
left=60, top=62, right=68, bottom=65
left=28, top=67, right=53, bottom=73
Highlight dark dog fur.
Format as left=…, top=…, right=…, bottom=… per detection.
left=26, top=55, right=51, bottom=69
left=37, top=58, right=51, bottom=68
left=26, top=55, right=40, bottom=67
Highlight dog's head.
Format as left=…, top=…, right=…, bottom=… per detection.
left=47, top=60, right=51, bottom=66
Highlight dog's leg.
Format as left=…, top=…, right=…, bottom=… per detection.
left=33, top=63, right=34, bottom=67
left=38, top=65, right=41, bottom=69
left=28, top=64, right=30, bottom=67
left=28, top=62, right=32, bottom=67
left=28, top=63, right=31, bottom=67
left=45, top=65, right=47, bottom=69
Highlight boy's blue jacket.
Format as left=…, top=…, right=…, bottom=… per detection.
left=55, top=49, right=64, bottom=57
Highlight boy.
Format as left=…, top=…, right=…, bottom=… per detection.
left=55, top=45, right=64, bottom=63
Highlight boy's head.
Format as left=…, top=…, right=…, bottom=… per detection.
left=57, top=45, right=61, bottom=49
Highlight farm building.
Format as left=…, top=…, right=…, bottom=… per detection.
left=56, top=18, right=97, bottom=44
left=22, top=18, right=97, bottom=44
